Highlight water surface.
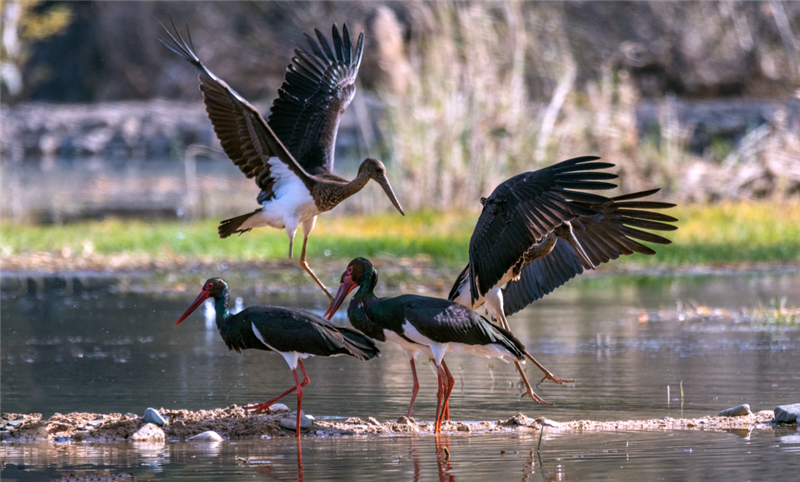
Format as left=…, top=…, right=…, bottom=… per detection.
left=2, top=270, right=799, bottom=480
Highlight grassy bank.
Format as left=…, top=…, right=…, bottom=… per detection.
left=1, top=202, right=799, bottom=270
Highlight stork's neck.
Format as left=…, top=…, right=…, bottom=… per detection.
left=315, top=169, right=371, bottom=212
left=212, top=288, right=232, bottom=327
left=352, top=268, right=379, bottom=304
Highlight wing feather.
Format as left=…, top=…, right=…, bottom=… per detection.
left=501, top=189, right=678, bottom=316
left=467, top=156, right=618, bottom=302
left=269, top=24, right=364, bottom=174
left=157, top=22, right=313, bottom=201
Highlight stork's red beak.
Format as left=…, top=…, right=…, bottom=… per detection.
left=175, top=289, right=211, bottom=326
left=324, top=275, right=358, bottom=320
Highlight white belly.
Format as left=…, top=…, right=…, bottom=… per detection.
left=242, top=157, right=321, bottom=231
left=401, top=320, right=516, bottom=366
left=384, top=329, right=432, bottom=359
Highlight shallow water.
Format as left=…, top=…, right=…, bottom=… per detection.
left=2, top=270, right=799, bottom=480
left=2, top=428, right=799, bottom=481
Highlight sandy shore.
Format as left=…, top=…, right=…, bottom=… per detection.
left=0, top=406, right=785, bottom=443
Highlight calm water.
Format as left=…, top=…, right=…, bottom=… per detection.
left=2, top=270, right=799, bottom=480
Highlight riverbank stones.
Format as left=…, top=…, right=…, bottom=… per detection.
left=718, top=404, right=751, bottom=417
left=774, top=403, right=800, bottom=423
left=269, top=403, right=290, bottom=412
left=280, top=412, right=313, bottom=431
left=143, top=408, right=167, bottom=426
left=187, top=431, right=224, bottom=442
left=130, top=423, right=165, bottom=443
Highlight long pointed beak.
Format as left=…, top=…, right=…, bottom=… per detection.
left=176, top=290, right=211, bottom=326
left=564, top=231, right=595, bottom=269
left=376, top=174, right=405, bottom=216
left=324, top=276, right=358, bottom=320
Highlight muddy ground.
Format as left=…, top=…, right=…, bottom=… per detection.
left=0, top=406, right=788, bottom=443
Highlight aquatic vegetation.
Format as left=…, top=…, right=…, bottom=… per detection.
left=1, top=202, right=798, bottom=269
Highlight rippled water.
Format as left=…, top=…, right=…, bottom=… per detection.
left=2, top=270, right=799, bottom=480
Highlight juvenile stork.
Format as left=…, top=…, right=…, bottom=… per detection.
left=175, top=278, right=380, bottom=438
left=159, top=23, right=404, bottom=300
left=325, top=257, right=554, bottom=431
left=449, top=157, right=678, bottom=398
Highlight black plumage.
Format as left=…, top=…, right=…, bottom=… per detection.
left=500, top=189, right=677, bottom=316
left=175, top=278, right=379, bottom=437
left=468, top=156, right=617, bottom=303
left=326, top=258, right=556, bottom=433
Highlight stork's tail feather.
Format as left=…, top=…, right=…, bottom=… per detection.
left=338, top=327, right=381, bottom=361
left=483, top=319, right=527, bottom=359
left=218, top=209, right=262, bottom=238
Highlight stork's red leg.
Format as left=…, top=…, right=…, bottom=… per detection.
left=245, top=360, right=311, bottom=413
left=441, top=361, right=455, bottom=428
left=434, top=364, right=444, bottom=433
left=406, top=358, right=420, bottom=419
left=293, top=366, right=304, bottom=438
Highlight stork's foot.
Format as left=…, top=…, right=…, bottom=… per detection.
left=537, top=372, right=575, bottom=387
left=521, top=386, right=554, bottom=406
left=243, top=401, right=272, bottom=414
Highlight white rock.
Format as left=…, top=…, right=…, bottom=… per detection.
left=187, top=431, right=224, bottom=442
left=269, top=403, right=290, bottom=412
left=130, top=423, right=165, bottom=443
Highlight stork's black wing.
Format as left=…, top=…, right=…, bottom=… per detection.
left=268, top=24, right=364, bottom=175
left=468, top=156, right=617, bottom=303
left=395, top=295, right=525, bottom=357
left=501, top=189, right=678, bottom=316
left=157, top=22, right=313, bottom=201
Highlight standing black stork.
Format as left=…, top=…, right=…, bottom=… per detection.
left=325, top=257, right=544, bottom=433
left=448, top=156, right=678, bottom=398
left=158, top=22, right=404, bottom=300
left=175, top=278, right=380, bottom=438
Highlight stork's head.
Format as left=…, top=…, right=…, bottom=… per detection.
left=324, top=257, right=376, bottom=319
left=359, top=158, right=404, bottom=216
left=175, top=278, right=228, bottom=325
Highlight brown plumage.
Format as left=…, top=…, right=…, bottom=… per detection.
left=158, top=21, right=404, bottom=300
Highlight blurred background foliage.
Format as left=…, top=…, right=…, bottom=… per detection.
left=1, top=1, right=799, bottom=222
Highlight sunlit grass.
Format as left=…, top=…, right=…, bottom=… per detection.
left=1, top=201, right=799, bottom=268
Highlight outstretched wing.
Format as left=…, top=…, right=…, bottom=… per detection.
left=268, top=23, right=364, bottom=175
left=157, top=21, right=313, bottom=201
left=501, top=189, right=678, bottom=316
left=468, top=156, right=617, bottom=303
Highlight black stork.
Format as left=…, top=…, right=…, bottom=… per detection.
left=159, top=22, right=405, bottom=300
left=448, top=157, right=677, bottom=398
left=176, top=278, right=380, bottom=438
left=325, top=257, right=543, bottom=433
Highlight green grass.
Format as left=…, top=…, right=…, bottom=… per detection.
left=1, top=202, right=799, bottom=268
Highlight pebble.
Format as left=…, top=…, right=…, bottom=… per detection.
left=187, top=431, right=224, bottom=442
left=269, top=404, right=290, bottom=412
left=143, top=408, right=167, bottom=426
left=718, top=404, right=751, bottom=417
left=396, top=416, right=415, bottom=425
left=774, top=403, right=800, bottom=424
left=7, top=420, right=23, bottom=428
left=368, top=417, right=381, bottom=426
left=130, top=423, right=165, bottom=443
left=87, top=420, right=104, bottom=427
left=280, top=411, right=313, bottom=431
